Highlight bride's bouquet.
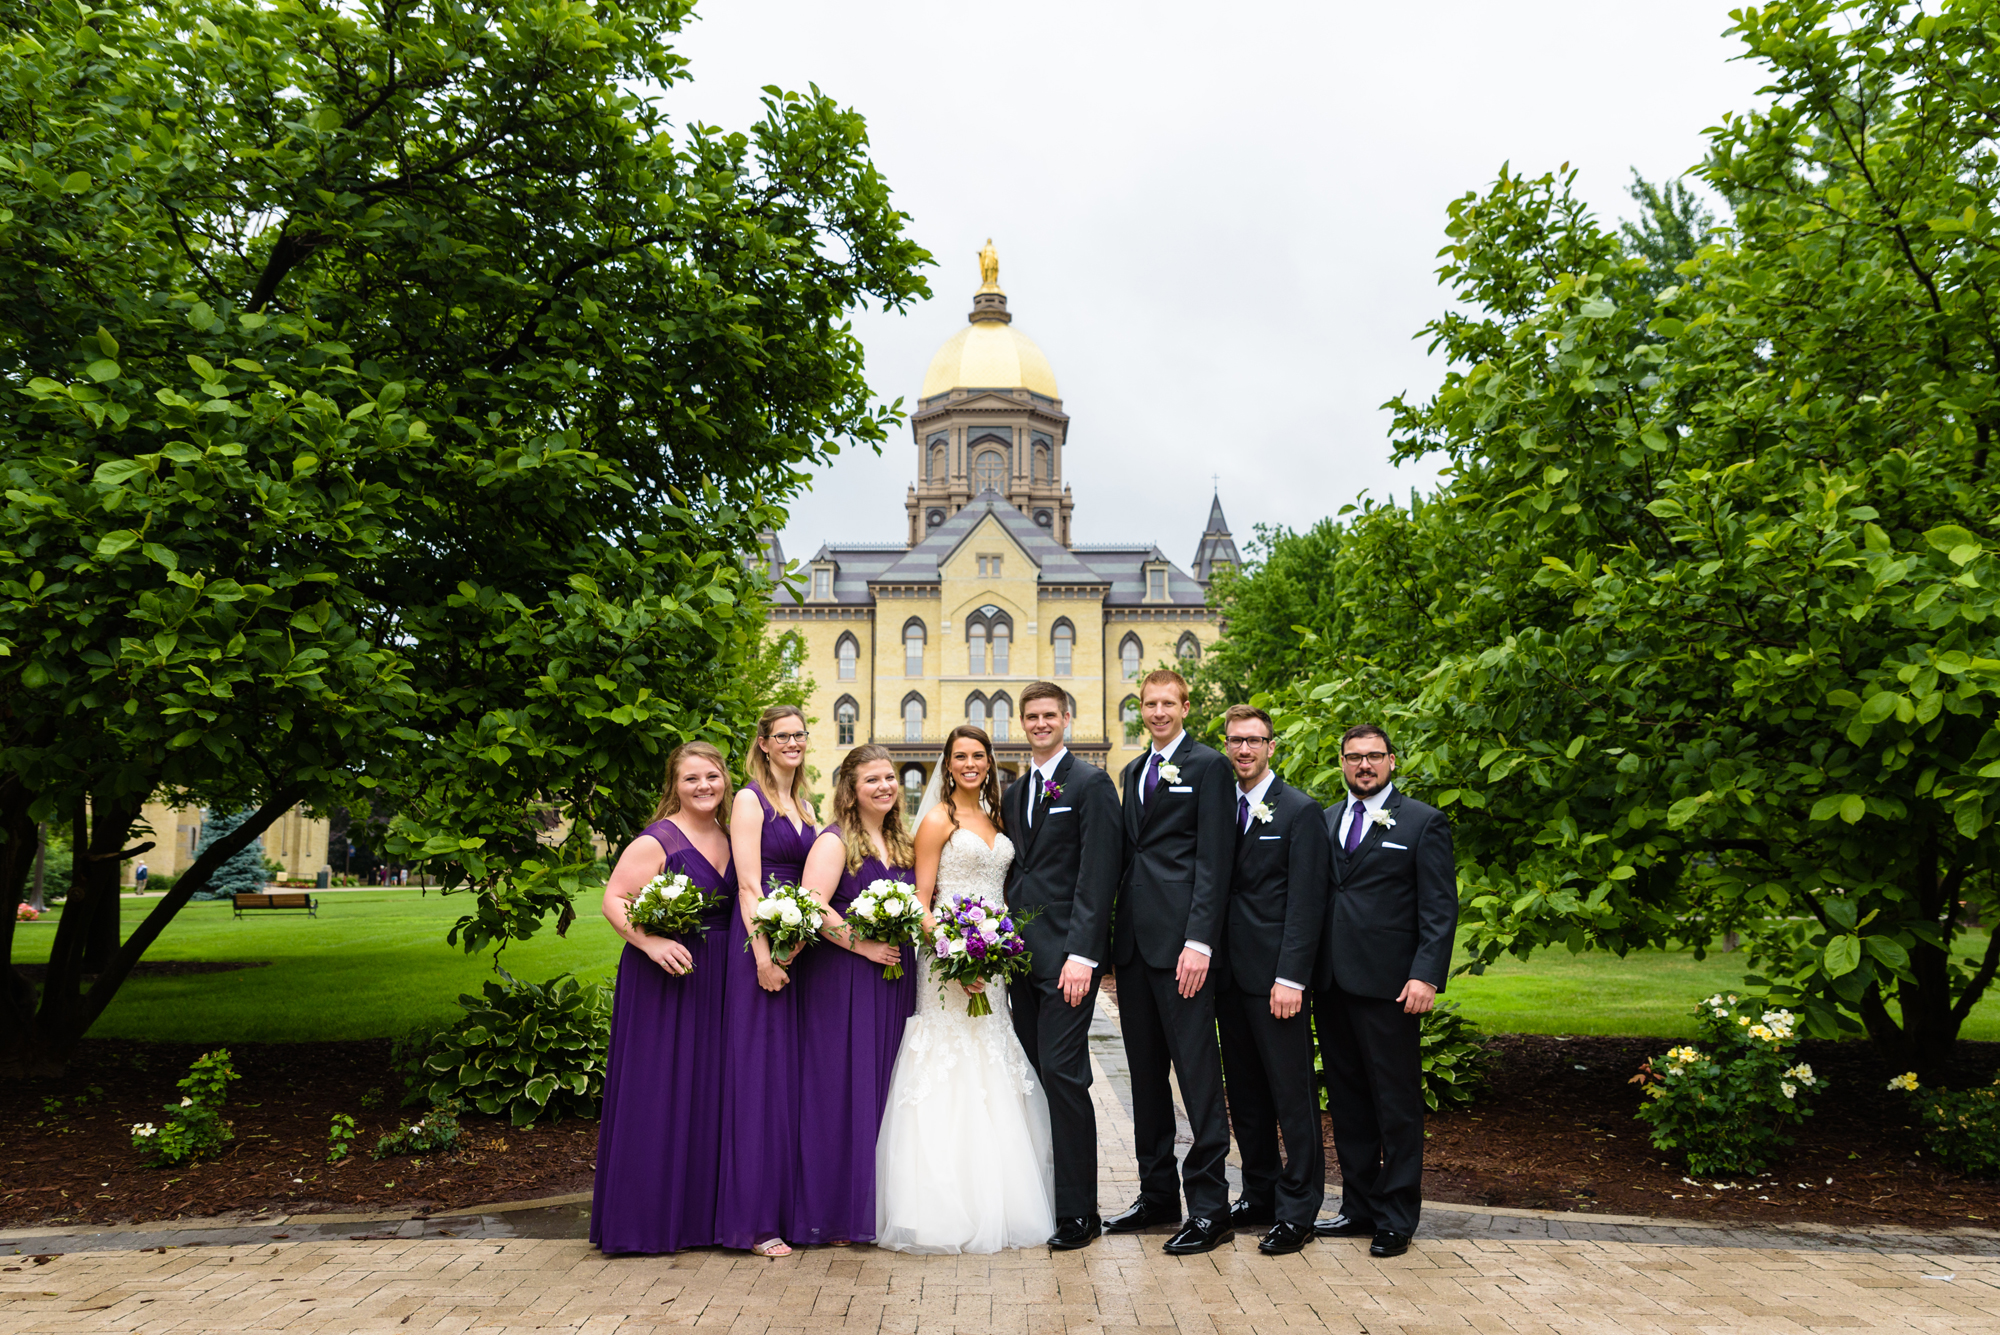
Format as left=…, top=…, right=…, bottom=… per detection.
left=928, top=892, right=1031, bottom=1017
left=626, top=871, right=725, bottom=951
left=844, top=878, right=925, bottom=980
left=747, top=881, right=825, bottom=965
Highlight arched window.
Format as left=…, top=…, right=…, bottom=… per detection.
left=1065, top=692, right=1077, bottom=741
left=835, top=632, right=858, bottom=681
left=1051, top=620, right=1074, bottom=677
left=1120, top=633, right=1143, bottom=681
left=966, top=692, right=987, bottom=729
left=1033, top=444, right=1050, bottom=482
left=964, top=605, right=1013, bottom=676
left=974, top=449, right=1005, bottom=494
left=1177, top=631, right=1201, bottom=662
left=991, top=621, right=1010, bottom=675
left=903, top=618, right=925, bottom=677
left=1120, top=696, right=1140, bottom=733
left=968, top=623, right=988, bottom=675
left=929, top=441, right=946, bottom=480
left=835, top=696, right=858, bottom=746
left=902, top=693, right=926, bottom=743
left=902, top=766, right=926, bottom=819
left=990, top=693, right=1012, bottom=743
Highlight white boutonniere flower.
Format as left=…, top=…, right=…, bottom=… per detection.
left=1250, top=802, right=1274, bottom=825
left=1367, top=807, right=1397, bottom=830
left=1157, top=761, right=1181, bottom=784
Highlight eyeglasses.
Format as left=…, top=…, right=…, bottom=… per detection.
left=768, top=731, right=809, bottom=745
left=1224, top=735, right=1273, bottom=750
left=1340, top=750, right=1391, bottom=765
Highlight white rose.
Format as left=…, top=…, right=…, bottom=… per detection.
left=979, top=920, right=1001, bottom=941
left=756, top=899, right=782, bottom=921
left=664, top=881, right=686, bottom=901
left=778, top=902, right=802, bottom=926
left=886, top=897, right=908, bottom=917
left=853, top=896, right=876, bottom=917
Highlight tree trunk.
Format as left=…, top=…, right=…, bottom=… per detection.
left=1861, top=837, right=1974, bottom=1083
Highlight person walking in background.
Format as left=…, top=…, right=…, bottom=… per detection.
left=720, top=705, right=820, bottom=1257
left=591, top=742, right=737, bottom=1255
left=1002, top=683, right=1121, bottom=1251
left=1212, top=705, right=1330, bottom=1255
left=794, top=745, right=920, bottom=1246
left=1105, top=669, right=1236, bottom=1256
left=1312, top=724, right=1457, bottom=1259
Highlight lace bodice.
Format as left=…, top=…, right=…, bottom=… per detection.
left=934, top=826, right=1014, bottom=916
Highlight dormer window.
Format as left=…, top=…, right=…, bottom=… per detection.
left=1144, top=563, right=1169, bottom=602
left=810, top=564, right=834, bottom=601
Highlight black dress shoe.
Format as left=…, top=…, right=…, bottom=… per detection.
left=1369, top=1228, right=1412, bottom=1258
left=1227, top=1199, right=1276, bottom=1228
left=1104, top=1198, right=1179, bottom=1233
left=1258, top=1221, right=1314, bottom=1255
left=1313, top=1213, right=1376, bottom=1238
left=1048, top=1215, right=1101, bottom=1251
left=1162, top=1217, right=1235, bottom=1256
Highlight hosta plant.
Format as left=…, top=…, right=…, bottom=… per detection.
left=422, top=973, right=608, bottom=1127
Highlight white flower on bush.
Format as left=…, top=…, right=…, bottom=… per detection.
left=179, top=1097, right=193, bottom=1107
left=131, top=1122, right=158, bottom=1138
left=1665, top=1046, right=1701, bottom=1069
left=1889, top=1071, right=1920, bottom=1092
left=1785, top=1062, right=1816, bottom=1087
left=1780, top=1081, right=1798, bottom=1100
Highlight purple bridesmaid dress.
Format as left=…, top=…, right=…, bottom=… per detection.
left=791, top=828, right=920, bottom=1245
left=591, top=819, right=734, bottom=1255
left=715, top=780, right=817, bottom=1249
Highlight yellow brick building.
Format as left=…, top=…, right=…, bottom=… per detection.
left=766, top=245, right=1241, bottom=805
left=121, top=800, right=330, bottom=886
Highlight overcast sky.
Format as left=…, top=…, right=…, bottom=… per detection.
left=664, top=1, right=1769, bottom=569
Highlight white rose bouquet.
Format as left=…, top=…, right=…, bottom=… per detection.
left=928, top=891, right=1032, bottom=1017
left=843, top=877, right=925, bottom=980
left=747, top=880, right=824, bottom=965
left=626, top=871, right=724, bottom=951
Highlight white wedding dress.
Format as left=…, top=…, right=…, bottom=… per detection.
left=874, top=828, right=1056, bottom=1254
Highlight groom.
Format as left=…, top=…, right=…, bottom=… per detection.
left=1004, top=681, right=1122, bottom=1250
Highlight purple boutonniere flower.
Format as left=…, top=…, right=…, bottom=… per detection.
left=1041, top=776, right=1061, bottom=802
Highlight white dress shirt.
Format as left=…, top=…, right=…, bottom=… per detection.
left=1335, top=782, right=1396, bottom=849
left=1238, top=771, right=1304, bottom=993
left=1025, top=748, right=1096, bottom=971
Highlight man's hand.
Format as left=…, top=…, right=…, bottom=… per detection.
left=1175, top=946, right=1210, bottom=998
left=1059, top=958, right=1094, bottom=1007
left=1268, top=982, right=1302, bottom=1020
left=1397, top=979, right=1437, bottom=1015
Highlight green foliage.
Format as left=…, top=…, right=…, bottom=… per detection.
left=391, top=1016, right=456, bottom=1107
left=1184, top=521, right=1347, bottom=733
left=191, top=809, right=267, bottom=900
left=1909, top=1075, right=2000, bottom=1177
left=1417, top=1002, right=1491, bottom=1111
left=1260, top=0, right=2000, bottom=1077
left=1633, top=996, right=1822, bottom=1177
left=0, top=0, right=929, bottom=1068
left=129, top=1048, right=238, bottom=1167
left=421, top=973, right=608, bottom=1127
left=373, top=1102, right=463, bottom=1159
left=326, top=1112, right=357, bottom=1164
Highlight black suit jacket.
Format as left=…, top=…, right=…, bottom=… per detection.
left=1313, top=787, right=1457, bottom=999
left=1002, top=751, right=1121, bottom=981
left=1220, top=777, right=1331, bottom=996
left=1112, top=734, right=1236, bottom=969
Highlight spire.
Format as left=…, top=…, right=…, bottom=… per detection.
left=969, top=238, right=1012, bottom=324
left=1191, top=490, right=1241, bottom=584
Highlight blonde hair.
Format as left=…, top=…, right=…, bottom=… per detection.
left=650, top=741, right=734, bottom=824
left=744, top=705, right=814, bottom=813
left=829, top=744, right=914, bottom=873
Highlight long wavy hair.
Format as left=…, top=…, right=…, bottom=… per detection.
left=649, top=741, right=734, bottom=825
left=744, top=704, right=814, bottom=816
left=829, top=744, right=914, bottom=873
left=935, top=724, right=1005, bottom=836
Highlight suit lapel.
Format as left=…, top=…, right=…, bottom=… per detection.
left=1344, top=787, right=1402, bottom=877
left=1136, top=735, right=1182, bottom=840
left=1122, top=753, right=1145, bottom=844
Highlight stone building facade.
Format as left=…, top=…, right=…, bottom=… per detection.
left=121, top=800, right=330, bottom=886
left=766, top=246, right=1240, bottom=806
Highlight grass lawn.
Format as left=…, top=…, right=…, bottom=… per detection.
left=17, top=893, right=2000, bottom=1043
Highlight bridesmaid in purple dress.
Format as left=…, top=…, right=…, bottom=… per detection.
left=720, top=705, right=820, bottom=1257
left=591, top=742, right=736, bottom=1255
left=793, top=743, right=921, bottom=1245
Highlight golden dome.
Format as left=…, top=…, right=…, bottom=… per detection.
left=920, top=320, right=1060, bottom=400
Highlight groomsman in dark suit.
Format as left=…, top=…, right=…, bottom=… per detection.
left=1213, top=704, right=1331, bottom=1255
left=1003, top=681, right=1122, bottom=1251
left=1312, top=724, right=1457, bottom=1258
left=1106, top=669, right=1237, bottom=1255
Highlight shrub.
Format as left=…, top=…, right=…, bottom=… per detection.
left=375, top=1102, right=463, bottom=1158
left=1313, top=1000, right=1492, bottom=1112
left=1632, top=994, right=1823, bottom=1177
left=326, top=1113, right=357, bottom=1164
left=1903, top=1073, right=2000, bottom=1177
left=422, top=972, right=608, bottom=1127
left=130, top=1050, right=239, bottom=1167
left=144, top=870, right=177, bottom=894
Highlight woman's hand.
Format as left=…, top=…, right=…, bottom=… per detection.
left=854, top=940, right=900, bottom=967
left=962, top=978, right=986, bottom=995
left=640, top=935, right=695, bottom=976
left=757, top=958, right=791, bottom=992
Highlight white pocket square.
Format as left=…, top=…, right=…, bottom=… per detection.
left=1382, top=841, right=1409, bottom=850
left=1259, top=835, right=1281, bottom=841
left=1048, top=806, right=1072, bottom=814
left=1167, top=785, right=1193, bottom=793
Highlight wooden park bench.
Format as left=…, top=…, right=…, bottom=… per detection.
left=233, top=892, right=319, bottom=919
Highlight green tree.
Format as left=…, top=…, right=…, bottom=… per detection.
left=189, top=809, right=266, bottom=900
left=0, top=0, right=928, bottom=1072
left=1270, top=0, right=2000, bottom=1077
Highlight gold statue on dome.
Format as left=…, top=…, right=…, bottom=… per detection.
left=977, top=238, right=1001, bottom=292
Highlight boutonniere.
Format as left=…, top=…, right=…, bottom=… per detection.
left=1156, top=762, right=1181, bottom=784
left=1040, top=776, right=1061, bottom=802
left=1367, top=807, right=1397, bottom=830
left=1249, top=801, right=1274, bottom=825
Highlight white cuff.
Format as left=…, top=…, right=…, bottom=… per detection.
left=1183, top=940, right=1211, bottom=957
left=1274, top=977, right=1306, bottom=992
left=1066, top=954, right=1098, bottom=970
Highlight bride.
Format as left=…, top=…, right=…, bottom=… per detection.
left=875, top=724, right=1056, bottom=1254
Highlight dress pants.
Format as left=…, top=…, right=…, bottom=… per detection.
left=1117, top=960, right=1230, bottom=1220
left=1217, top=989, right=1325, bottom=1226
left=1010, top=969, right=1101, bottom=1218
left=1315, top=985, right=1424, bottom=1235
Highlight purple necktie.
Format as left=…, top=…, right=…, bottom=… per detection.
left=1238, top=794, right=1250, bottom=833
left=1144, top=751, right=1163, bottom=802
left=1344, top=800, right=1367, bottom=853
